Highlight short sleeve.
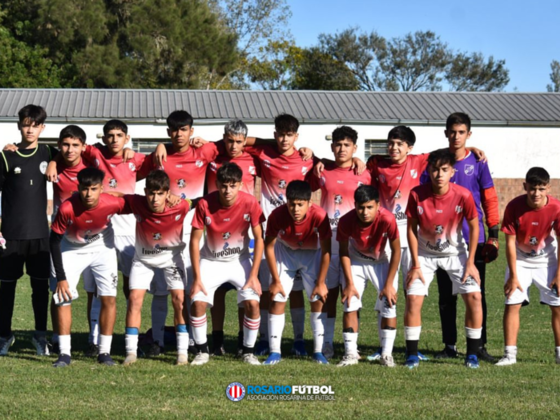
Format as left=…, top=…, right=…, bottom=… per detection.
left=82, top=145, right=99, bottom=163
left=200, top=142, right=219, bottom=163
left=386, top=216, right=399, bottom=241
left=463, top=192, right=478, bottom=221
left=51, top=203, right=70, bottom=235
left=47, top=145, right=59, bottom=161
left=405, top=191, right=419, bottom=218
left=250, top=199, right=265, bottom=227
left=317, top=213, right=332, bottom=240
left=137, top=153, right=157, bottom=180
left=501, top=202, right=517, bottom=236
left=307, top=172, right=322, bottom=192
left=192, top=200, right=207, bottom=230
left=265, top=209, right=280, bottom=238
left=478, top=161, right=495, bottom=190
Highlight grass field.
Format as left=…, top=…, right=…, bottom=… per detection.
left=1, top=247, right=559, bottom=420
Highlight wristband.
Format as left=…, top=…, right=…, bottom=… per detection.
left=411, top=266, right=421, bottom=270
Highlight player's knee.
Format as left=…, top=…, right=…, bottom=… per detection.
left=191, top=300, right=206, bottom=316
left=244, top=299, right=259, bottom=316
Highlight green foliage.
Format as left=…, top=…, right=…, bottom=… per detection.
left=547, top=60, right=560, bottom=92
left=446, top=52, right=510, bottom=92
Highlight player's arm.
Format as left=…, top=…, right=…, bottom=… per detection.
left=244, top=137, right=276, bottom=147
left=551, top=240, right=560, bottom=297
left=467, top=147, right=487, bottom=162
left=406, top=216, right=425, bottom=288
left=339, top=240, right=360, bottom=304
left=265, top=235, right=285, bottom=299
left=463, top=217, right=481, bottom=284
left=189, top=228, right=206, bottom=297
left=49, top=230, right=72, bottom=303
left=504, top=233, right=523, bottom=299
left=480, top=186, right=500, bottom=263
left=311, top=238, right=331, bottom=303
left=379, top=237, right=401, bottom=308
left=45, top=159, right=60, bottom=183
left=243, top=224, right=264, bottom=296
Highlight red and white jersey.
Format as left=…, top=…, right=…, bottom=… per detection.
left=246, top=145, right=316, bottom=218
left=368, top=154, right=429, bottom=247
left=406, top=183, right=477, bottom=257
left=52, top=159, right=89, bottom=220
left=502, top=195, right=560, bottom=267
left=206, top=141, right=259, bottom=196
left=266, top=203, right=331, bottom=251
left=123, top=195, right=190, bottom=267
left=192, top=191, right=265, bottom=262
left=51, top=193, right=126, bottom=249
left=337, top=207, right=399, bottom=263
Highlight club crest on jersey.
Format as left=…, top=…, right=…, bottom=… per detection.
left=529, top=236, right=538, bottom=246
left=394, top=190, right=402, bottom=199
left=334, top=195, right=343, bottom=204
left=109, top=178, right=117, bottom=188
left=195, top=160, right=203, bottom=168
left=435, top=225, right=444, bottom=234
left=153, top=233, right=162, bottom=240
left=263, top=159, right=271, bottom=168
left=205, top=217, right=212, bottom=225
left=302, top=167, right=308, bottom=175
left=410, top=169, right=418, bottom=179
left=464, top=164, right=474, bottom=176
left=39, top=161, right=48, bottom=174
left=209, top=162, right=218, bottom=172
left=243, top=214, right=251, bottom=222
left=455, top=205, right=463, bottom=213
left=177, top=179, right=186, bottom=188
left=278, top=179, right=287, bottom=189
left=14, top=167, right=21, bottom=174
left=249, top=166, right=256, bottom=175
left=379, top=174, right=386, bottom=183
left=223, top=232, right=231, bottom=240
left=175, top=215, right=181, bottom=221
left=417, top=206, right=424, bottom=215
left=128, top=162, right=136, bottom=172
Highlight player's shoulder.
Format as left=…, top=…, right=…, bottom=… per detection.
left=339, top=209, right=356, bottom=225
left=378, top=206, right=396, bottom=223
left=238, top=190, right=258, bottom=205
left=310, top=202, right=327, bottom=217
left=450, top=182, right=473, bottom=198
left=546, top=196, right=560, bottom=211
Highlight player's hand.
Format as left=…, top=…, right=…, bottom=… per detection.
left=313, top=161, right=325, bottom=177
left=298, top=147, right=313, bottom=161
left=190, top=280, right=207, bottom=298
left=504, top=275, right=523, bottom=299
left=311, top=283, right=328, bottom=303
left=462, top=262, right=480, bottom=285
left=122, top=148, right=135, bottom=162
left=351, top=157, right=366, bottom=175
left=154, top=143, right=167, bottom=166
left=481, top=237, right=499, bottom=263
left=470, top=147, right=488, bottom=163
left=189, top=137, right=208, bottom=148
left=341, top=284, right=360, bottom=305
left=166, top=193, right=181, bottom=207
left=549, top=275, right=560, bottom=298
left=3, top=143, right=17, bottom=152
left=405, top=267, right=425, bottom=289
left=243, top=275, right=262, bottom=296
left=379, top=285, right=397, bottom=308
left=45, top=164, right=58, bottom=183
left=55, top=280, right=72, bottom=303
left=269, top=281, right=286, bottom=300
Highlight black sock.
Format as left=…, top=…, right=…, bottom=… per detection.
left=196, top=342, right=209, bottom=354
left=212, top=330, right=224, bottom=349
left=466, top=338, right=481, bottom=356
left=242, top=345, right=254, bottom=355
left=0, top=281, right=17, bottom=337
left=406, top=340, right=419, bottom=356
left=237, top=331, right=243, bottom=349
left=31, top=277, right=49, bottom=333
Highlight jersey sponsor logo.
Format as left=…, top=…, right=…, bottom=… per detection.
left=213, top=246, right=242, bottom=259
left=426, top=238, right=450, bottom=252
left=205, top=216, right=212, bottom=225
left=244, top=214, right=251, bottom=222
left=411, top=169, right=418, bottom=179
left=142, top=245, right=168, bottom=255
left=529, top=236, right=538, bottom=246
left=40, top=161, right=48, bottom=174
left=128, top=162, right=136, bottom=171
left=84, top=230, right=101, bottom=244
left=379, top=174, right=386, bottom=183
left=278, top=179, right=287, bottom=189
left=195, top=160, right=204, bottom=168
left=464, top=164, right=475, bottom=176
left=334, top=195, right=343, bottom=204
left=394, top=204, right=406, bottom=220
left=153, top=233, right=162, bottom=240
left=417, top=206, right=424, bottom=215
left=269, top=195, right=285, bottom=207
left=109, top=179, right=117, bottom=188
left=223, top=232, right=231, bottom=240
left=226, top=382, right=246, bottom=402
left=177, top=179, right=186, bottom=188
left=14, top=167, right=21, bottom=174
left=455, top=205, right=463, bottom=214
left=249, top=166, right=256, bottom=175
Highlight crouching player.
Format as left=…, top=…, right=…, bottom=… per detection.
left=50, top=168, right=125, bottom=367
left=497, top=167, right=560, bottom=366
left=337, top=185, right=400, bottom=367
left=189, top=163, right=265, bottom=365
left=123, top=171, right=191, bottom=366
left=263, top=181, right=331, bottom=365
left=404, top=149, right=483, bottom=369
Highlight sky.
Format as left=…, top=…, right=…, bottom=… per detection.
left=285, top=0, right=559, bottom=92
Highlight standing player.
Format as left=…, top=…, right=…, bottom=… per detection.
left=263, top=181, right=331, bottom=365
left=497, top=167, right=560, bottom=366
left=50, top=168, right=124, bottom=367
left=308, top=126, right=371, bottom=359
left=337, top=185, right=400, bottom=367
left=123, top=170, right=191, bottom=366
left=189, top=163, right=265, bottom=365
left=404, top=149, right=483, bottom=369
left=0, top=105, right=55, bottom=356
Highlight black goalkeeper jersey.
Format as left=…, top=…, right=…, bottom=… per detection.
left=0, top=144, right=56, bottom=240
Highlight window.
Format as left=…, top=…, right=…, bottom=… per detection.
left=131, top=139, right=163, bottom=155
left=364, top=139, right=388, bottom=159
left=39, top=138, right=58, bottom=147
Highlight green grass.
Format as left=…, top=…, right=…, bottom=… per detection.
left=1, top=247, right=560, bottom=420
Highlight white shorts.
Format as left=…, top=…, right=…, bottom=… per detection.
left=399, top=247, right=411, bottom=290
left=259, top=256, right=304, bottom=292
left=115, top=234, right=135, bottom=277
left=326, top=254, right=341, bottom=289
left=270, top=242, right=322, bottom=303
left=129, top=253, right=186, bottom=291
left=505, top=265, right=560, bottom=307
left=407, top=254, right=481, bottom=296
left=49, top=267, right=95, bottom=294
left=342, top=260, right=398, bottom=318
left=191, top=258, right=259, bottom=307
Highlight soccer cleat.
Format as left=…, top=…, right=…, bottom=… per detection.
left=404, top=354, right=420, bottom=369
left=53, top=354, right=71, bottom=368
left=465, top=354, right=480, bottom=369
left=322, top=342, right=334, bottom=360
left=84, top=343, right=99, bottom=358
left=191, top=352, right=210, bottom=366
left=263, top=352, right=282, bottom=365
left=417, top=351, right=429, bottom=361
left=123, top=353, right=138, bottom=366
left=212, top=345, right=226, bottom=357
left=242, top=353, right=261, bottom=366
left=495, top=355, right=517, bottom=366
left=380, top=354, right=395, bottom=368
left=31, top=335, right=50, bottom=356
left=175, top=353, right=189, bottom=366
left=366, top=348, right=382, bottom=362
left=337, top=354, right=359, bottom=367
left=254, top=340, right=270, bottom=356
left=291, top=340, right=308, bottom=356
left=0, top=335, right=15, bottom=356
left=478, top=347, right=496, bottom=363
left=145, top=341, right=164, bottom=357
left=312, top=352, right=329, bottom=365
left=97, top=353, right=116, bottom=366
left=435, top=346, right=458, bottom=359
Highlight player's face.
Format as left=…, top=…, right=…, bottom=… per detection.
left=524, top=182, right=550, bottom=209
left=167, top=125, right=194, bottom=152
left=59, top=137, right=85, bottom=166
left=332, top=138, right=357, bottom=165
left=387, top=138, right=413, bottom=164
left=355, top=200, right=379, bottom=224
left=103, top=129, right=130, bottom=156
left=429, top=162, right=455, bottom=191
left=224, top=133, right=246, bottom=158
left=287, top=199, right=310, bottom=222
left=78, top=183, right=103, bottom=208
left=217, top=180, right=242, bottom=206
left=445, top=124, right=471, bottom=152
left=18, top=119, right=45, bottom=145
left=274, top=131, right=299, bottom=154
left=145, top=189, right=169, bottom=213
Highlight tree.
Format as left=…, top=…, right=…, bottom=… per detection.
left=547, top=60, right=560, bottom=92
left=446, top=52, right=509, bottom=92
left=246, top=40, right=302, bottom=90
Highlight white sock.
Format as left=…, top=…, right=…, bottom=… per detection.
left=404, top=326, right=422, bottom=341
left=243, top=316, right=260, bottom=348
left=151, top=294, right=168, bottom=346
left=52, top=333, right=59, bottom=344
left=98, top=334, right=112, bottom=355
left=556, top=346, right=560, bottom=358
left=89, top=296, right=101, bottom=345
left=176, top=325, right=189, bottom=355
left=269, top=313, right=285, bottom=354
left=259, top=309, right=269, bottom=341
left=465, top=327, right=482, bottom=339
left=377, top=312, right=382, bottom=345
left=59, top=335, right=71, bottom=356
left=125, top=327, right=139, bottom=355
left=505, top=345, right=518, bottom=357
left=190, top=315, right=207, bottom=345
left=310, top=312, right=326, bottom=354
left=343, top=332, right=358, bottom=356
left=381, top=328, right=397, bottom=356
left=324, top=316, right=335, bottom=345
left=291, top=307, right=305, bottom=341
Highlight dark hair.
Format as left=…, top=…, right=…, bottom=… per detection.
left=146, top=170, right=170, bottom=191
left=103, top=119, right=128, bottom=135
left=387, top=125, right=416, bottom=146
left=18, top=104, right=47, bottom=125
left=167, top=110, right=194, bottom=131
left=274, top=113, right=299, bottom=134
left=446, top=112, right=471, bottom=131
left=59, top=125, right=86, bottom=144
left=78, top=167, right=105, bottom=187
left=428, top=148, right=456, bottom=169
left=286, top=180, right=311, bottom=201
left=332, top=126, right=358, bottom=144
left=354, top=185, right=379, bottom=204
left=525, top=167, right=550, bottom=186
left=217, top=162, right=243, bottom=184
